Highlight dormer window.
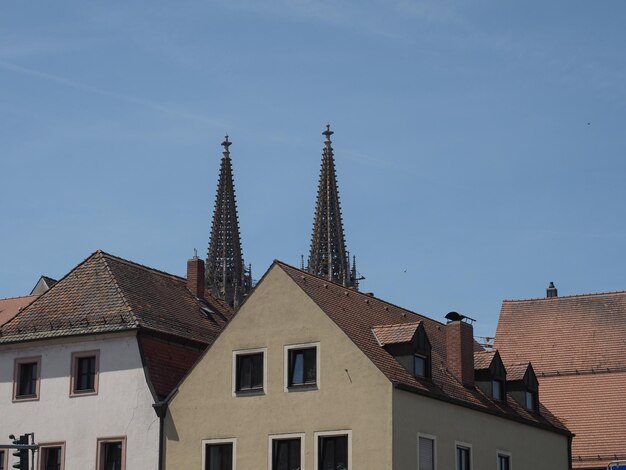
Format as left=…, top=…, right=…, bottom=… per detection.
left=505, top=362, right=540, bottom=413
left=474, top=350, right=507, bottom=403
left=492, top=379, right=504, bottom=401
left=372, top=321, right=432, bottom=380
left=414, top=354, right=427, bottom=378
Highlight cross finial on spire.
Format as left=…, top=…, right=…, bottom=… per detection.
left=322, top=123, right=333, bottom=146
left=221, top=135, right=232, bottom=157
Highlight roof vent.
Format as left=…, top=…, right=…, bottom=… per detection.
left=546, top=282, right=558, bottom=298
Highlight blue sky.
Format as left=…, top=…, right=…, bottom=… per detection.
left=1, top=1, right=625, bottom=337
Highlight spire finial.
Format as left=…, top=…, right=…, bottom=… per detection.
left=221, top=135, right=232, bottom=157
left=322, top=123, right=333, bottom=149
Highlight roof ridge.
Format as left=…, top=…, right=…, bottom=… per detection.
left=98, top=250, right=186, bottom=282
left=274, top=260, right=447, bottom=327
left=503, top=289, right=626, bottom=303
left=99, top=253, right=140, bottom=328
left=0, top=294, right=38, bottom=301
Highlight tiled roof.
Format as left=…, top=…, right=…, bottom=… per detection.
left=276, top=262, right=569, bottom=435
left=505, top=363, right=530, bottom=382
left=0, top=250, right=233, bottom=345
left=494, top=291, right=626, bottom=372
left=372, top=322, right=420, bottom=346
left=494, top=291, right=626, bottom=466
left=0, top=295, right=38, bottom=327
left=474, top=350, right=495, bottom=370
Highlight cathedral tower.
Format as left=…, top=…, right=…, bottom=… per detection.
left=307, top=125, right=360, bottom=289
left=206, top=136, right=252, bottom=308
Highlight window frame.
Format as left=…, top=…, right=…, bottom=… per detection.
left=492, top=378, right=504, bottom=402
left=454, top=441, right=472, bottom=470
left=497, top=450, right=512, bottom=470
left=96, top=436, right=126, bottom=470
left=0, top=449, right=7, bottom=470
left=268, top=432, right=305, bottom=470
left=284, top=342, right=320, bottom=392
left=232, top=348, right=267, bottom=396
left=314, top=430, right=352, bottom=470
left=70, top=350, right=100, bottom=397
left=417, top=432, right=436, bottom=470
left=13, top=356, right=41, bottom=402
left=39, top=442, right=66, bottom=470
left=201, top=438, right=236, bottom=470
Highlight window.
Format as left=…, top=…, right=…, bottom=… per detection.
left=96, top=437, right=126, bottom=470
left=71, top=350, right=99, bottom=396
left=285, top=343, right=319, bottom=390
left=0, top=450, right=6, bottom=470
left=270, top=434, right=303, bottom=470
left=418, top=435, right=435, bottom=470
left=203, top=439, right=235, bottom=470
left=13, top=356, right=41, bottom=401
left=525, top=390, right=537, bottom=411
left=414, top=355, right=427, bottom=378
left=315, top=431, right=351, bottom=470
left=456, top=445, right=470, bottom=470
left=492, top=379, right=504, bottom=401
left=234, top=350, right=264, bottom=393
left=39, top=444, right=65, bottom=470
left=497, top=453, right=511, bottom=470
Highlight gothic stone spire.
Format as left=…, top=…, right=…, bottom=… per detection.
left=206, top=135, right=252, bottom=308
left=307, top=125, right=359, bottom=289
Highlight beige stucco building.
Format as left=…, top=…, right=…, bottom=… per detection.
left=164, top=262, right=571, bottom=470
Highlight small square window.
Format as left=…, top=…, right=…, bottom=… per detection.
left=204, top=440, right=234, bottom=470
left=498, top=453, right=511, bottom=470
left=271, top=436, right=302, bottom=470
left=233, top=349, right=265, bottom=394
left=0, top=450, right=7, bottom=470
left=13, top=356, right=41, bottom=401
left=39, top=444, right=65, bottom=470
left=289, top=347, right=317, bottom=387
left=317, top=434, right=349, bottom=470
left=71, top=351, right=99, bottom=396
left=96, top=438, right=126, bottom=470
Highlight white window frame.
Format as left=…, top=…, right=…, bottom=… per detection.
left=202, top=438, right=237, bottom=470
left=417, top=432, right=437, bottom=470
left=454, top=441, right=472, bottom=470
left=496, top=450, right=512, bottom=470
left=232, top=347, right=267, bottom=396
left=314, top=430, right=352, bottom=470
left=284, top=342, right=321, bottom=392
left=268, top=432, right=305, bottom=470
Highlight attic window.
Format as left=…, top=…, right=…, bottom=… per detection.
left=492, top=379, right=504, bottom=401
left=526, top=390, right=538, bottom=411
left=414, top=354, right=428, bottom=378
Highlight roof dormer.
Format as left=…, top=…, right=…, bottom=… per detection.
left=506, top=362, right=540, bottom=413
left=372, top=322, right=432, bottom=379
left=474, top=350, right=507, bottom=402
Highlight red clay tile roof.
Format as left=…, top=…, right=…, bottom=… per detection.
left=494, top=291, right=626, bottom=373
left=0, top=250, right=233, bottom=345
left=474, top=350, right=496, bottom=370
left=494, top=291, right=626, bottom=466
left=505, top=363, right=530, bottom=382
left=0, top=295, right=38, bottom=327
left=276, top=261, right=569, bottom=435
left=372, top=322, right=421, bottom=346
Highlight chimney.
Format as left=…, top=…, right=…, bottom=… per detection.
left=546, top=282, right=558, bottom=298
left=445, top=314, right=475, bottom=387
left=187, top=256, right=205, bottom=299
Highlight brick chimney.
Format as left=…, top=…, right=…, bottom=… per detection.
left=187, top=256, right=205, bottom=299
left=446, top=318, right=475, bottom=387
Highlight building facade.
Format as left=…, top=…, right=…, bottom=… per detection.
left=164, top=262, right=571, bottom=469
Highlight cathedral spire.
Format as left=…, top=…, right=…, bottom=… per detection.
left=206, top=135, right=252, bottom=308
left=307, top=124, right=359, bottom=289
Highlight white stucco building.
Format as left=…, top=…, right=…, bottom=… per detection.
left=0, top=250, right=232, bottom=470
